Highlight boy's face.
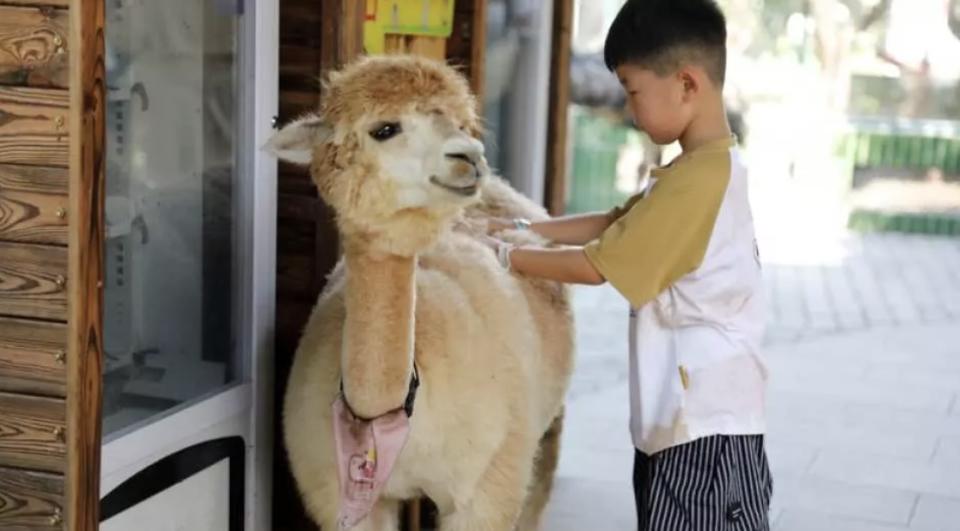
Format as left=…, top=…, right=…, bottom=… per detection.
left=616, top=63, right=692, bottom=145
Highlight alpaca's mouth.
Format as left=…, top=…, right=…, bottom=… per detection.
left=429, top=176, right=479, bottom=196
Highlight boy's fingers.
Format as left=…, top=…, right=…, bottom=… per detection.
left=485, top=218, right=510, bottom=233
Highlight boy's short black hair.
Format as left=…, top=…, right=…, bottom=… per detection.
left=604, top=0, right=728, bottom=86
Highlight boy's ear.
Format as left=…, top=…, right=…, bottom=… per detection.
left=262, top=114, right=332, bottom=165
left=677, top=67, right=701, bottom=100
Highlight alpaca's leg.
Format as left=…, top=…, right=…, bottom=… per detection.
left=513, top=411, right=564, bottom=531
left=439, top=430, right=534, bottom=531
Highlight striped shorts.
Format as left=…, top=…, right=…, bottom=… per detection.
left=633, top=435, right=773, bottom=531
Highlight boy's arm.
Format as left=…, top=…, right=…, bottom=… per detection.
left=492, top=160, right=729, bottom=306
left=490, top=212, right=614, bottom=246
left=490, top=191, right=646, bottom=245
left=507, top=246, right=606, bottom=285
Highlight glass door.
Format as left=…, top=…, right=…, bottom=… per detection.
left=97, top=0, right=278, bottom=529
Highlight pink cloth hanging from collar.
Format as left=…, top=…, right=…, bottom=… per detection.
left=332, top=397, right=411, bottom=530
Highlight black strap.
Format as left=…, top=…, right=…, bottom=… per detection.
left=340, top=364, right=421, bottom=421
left=402, top=364, right=420, bottom=418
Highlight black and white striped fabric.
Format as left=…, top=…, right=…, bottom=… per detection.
left=633, top=435, right=773, bottom=530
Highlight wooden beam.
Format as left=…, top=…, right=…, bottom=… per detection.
left=405, top=498, right=422, bottom=531
left=544, top=0, right=573, bottom=215
left=467, top=0, right=486, bottom=109
left=0, top=5, right=69, bottom=89
left=384, top=34, right=447, bottom=59
left=447, top=0, right=486, bottom=110
left=321, top=0, right=365, bottom=72
left=66, top=0, right=104, bottom=530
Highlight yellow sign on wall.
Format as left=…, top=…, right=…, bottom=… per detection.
left=363, top=0, right=456, bottom=55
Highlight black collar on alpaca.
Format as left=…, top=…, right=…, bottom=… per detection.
left=340, top=364, right=421, bottom=421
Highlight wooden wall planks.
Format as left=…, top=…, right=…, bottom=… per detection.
left=0, top=5, right=69, bottom=89
left=0, top=317, right=67, bottom=397
left=0, top=465, right=63, bottom=529
left=0, top=241, right=68, bottom=321
left=0, top=392, right=66, bottom=473
left=65, top=0, right=105, bottom=528
left=0, top=86, right=69, bottom=167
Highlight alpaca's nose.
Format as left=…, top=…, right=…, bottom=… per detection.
left=444, top=136, right=485, bottom=169
left=445, top=152, right=476, bottom=165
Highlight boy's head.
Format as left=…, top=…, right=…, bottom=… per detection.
left=604, top=0, right=728, bottom=144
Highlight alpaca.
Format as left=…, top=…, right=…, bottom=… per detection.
left=267, top=55, right=574, bottom=531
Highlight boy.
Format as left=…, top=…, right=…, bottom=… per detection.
left=486, top=0, right=773, bottom=529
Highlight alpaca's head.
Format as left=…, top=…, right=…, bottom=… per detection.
left=266, top=55, right=489, bottom=255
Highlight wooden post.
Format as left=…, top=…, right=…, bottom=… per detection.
left=321, top=0, right=365, bottom=69
left=385, top=34, right=448, bottom=57
left=545, top=0, right=574, bottom=216
left=67, top=0, right=105, bottom=529
left=447, top=0, right=487, bottom=111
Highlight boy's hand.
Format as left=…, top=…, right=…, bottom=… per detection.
left=484, top=212, right=613, bottom=246
left=479, top=234, right=515, bottom=271
left=479, top=234, right=504, bottom=254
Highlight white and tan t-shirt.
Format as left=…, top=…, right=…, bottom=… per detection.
left=584, top=137, right=767, bottom=455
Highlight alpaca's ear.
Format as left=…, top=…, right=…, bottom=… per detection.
left=263, top=114, right=332, bottom=165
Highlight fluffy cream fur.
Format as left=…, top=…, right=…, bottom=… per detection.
left=267, top=55, right=575, bottom=531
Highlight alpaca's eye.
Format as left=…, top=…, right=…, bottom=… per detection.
left=370, top=122, right=402, bottom=141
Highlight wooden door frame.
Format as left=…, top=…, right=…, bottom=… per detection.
left=544, top=0, right=574, bottom=216
left=67, top=0, right=105, bottom=529
left=447, top=0, right=487, bottom=108
left=321, top=0, right=365, bottom=68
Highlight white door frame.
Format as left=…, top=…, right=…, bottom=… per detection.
left=240, top=0, right=279, bottom=527
left=99, top=0, right=278, bottom=529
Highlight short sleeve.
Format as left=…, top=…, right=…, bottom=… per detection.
left=607, top=192, right=646, bottom=221
left=584, top=158, right=731, bottom=307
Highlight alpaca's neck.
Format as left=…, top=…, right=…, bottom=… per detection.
left=340, top=243, right=417, bottom=419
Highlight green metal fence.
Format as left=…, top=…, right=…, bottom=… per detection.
left=849, top=209, right=960, bottom=236
left=839, top=118, right=960, bottom=176
left=840, top=118, right=960, bottom=237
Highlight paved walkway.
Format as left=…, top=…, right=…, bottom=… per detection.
left=542, top=233, right=960, bottom=531
left=760, top=232, right=960, bottom=344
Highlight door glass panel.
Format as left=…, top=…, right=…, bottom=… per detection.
left=103, top=0, right=241, bottom=436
